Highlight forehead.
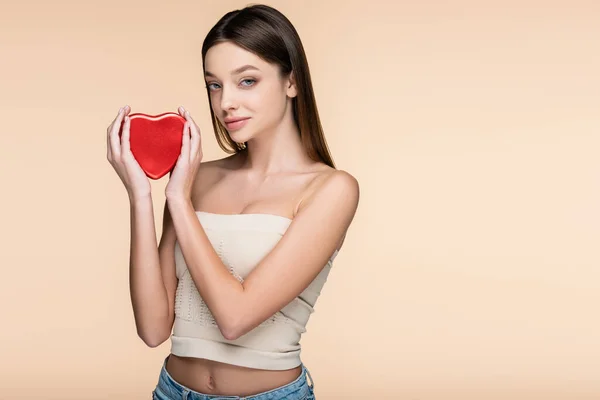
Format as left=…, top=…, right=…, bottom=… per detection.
left=204, top=42, right=271, bottom=77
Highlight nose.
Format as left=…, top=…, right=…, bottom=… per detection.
left=220, top=85, right=238, bottom=111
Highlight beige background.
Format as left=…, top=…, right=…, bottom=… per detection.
left=1, top=0, right=599, bottom=399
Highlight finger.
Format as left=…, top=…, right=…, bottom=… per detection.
left=178, top=105, right=185, bottom=117
left=184, top=109, right=198, bottom=128
left=107, top=107, right=123, bottom=159
left=107, top=119, right=113, bottom=160
left=109, top=107, right=126, bottom=159
left=189, top=118, right=201, bottom=161
left=108, top=105, right=130, bottom=132
left=184, top=110, right=202, bottom=139
left=189, top=122, right=199, bottom=163
left=107, top=108, right=120, bottom=132
left=121, top=115, right=132, bottom=157
left=181, top=121, right=190, bottom=162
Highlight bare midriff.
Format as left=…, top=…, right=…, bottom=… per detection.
left=165, top=354, right=303, bottom=396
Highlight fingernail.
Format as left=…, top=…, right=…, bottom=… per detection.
left=119, top=107, right=123, bottom=112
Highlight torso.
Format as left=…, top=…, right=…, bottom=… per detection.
left=165, top=151, right=336, bottom=396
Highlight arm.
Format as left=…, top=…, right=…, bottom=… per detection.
left=167, top=170, right=360, bottom=340
left=128, top=195, right=178, bottom=347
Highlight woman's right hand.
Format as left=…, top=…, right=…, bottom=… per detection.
left=106, top=105, right=151, bottom=200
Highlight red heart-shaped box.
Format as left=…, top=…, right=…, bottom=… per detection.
left=118, top=112, right=186, bottom=180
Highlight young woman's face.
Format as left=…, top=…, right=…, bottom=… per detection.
left=204, top=41, right=297, bottom=144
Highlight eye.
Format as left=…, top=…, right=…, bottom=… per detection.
left=205, top=79, right=256, bottom=92
left=240, top=78, right=256, bottom=87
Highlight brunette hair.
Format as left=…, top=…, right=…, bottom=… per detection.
left=201, top=4, right=335, bottom=168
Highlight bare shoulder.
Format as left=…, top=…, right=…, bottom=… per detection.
left=311, top=168, right=359, bottom=197
left=296, top=165, right=360, bottom=216
left=192, top=153, right=240, bottom=191
left=291, top=166, right=359, bottom=252
left=197, top=153, right=239, bottom=174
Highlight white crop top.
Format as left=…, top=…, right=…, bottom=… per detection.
left=170, top=211, right=338, bottom=370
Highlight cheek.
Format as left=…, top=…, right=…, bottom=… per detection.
left=246, top=89, right=265, bottom=110
left=208, top=94, right=220, bottom=113
left=256, top=86, right=285, bottom=114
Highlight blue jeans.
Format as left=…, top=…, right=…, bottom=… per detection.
left=152, top=356, right=316, bottom=400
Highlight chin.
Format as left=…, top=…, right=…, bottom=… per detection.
left=231, top=136, right=254, bottom=147
left=228, top=130, right=254, bottom=144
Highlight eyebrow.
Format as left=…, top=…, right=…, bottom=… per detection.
left=204, top=64, right=260, bottom=78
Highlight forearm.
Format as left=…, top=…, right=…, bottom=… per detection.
left=128, top=195, right=171, bottom=346
left=166, top=195, right=244, bottom=339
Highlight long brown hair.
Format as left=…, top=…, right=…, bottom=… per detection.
left=201, top=4, right=336, bottom=169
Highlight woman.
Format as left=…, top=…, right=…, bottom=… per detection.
left=107, top=4, right=359, bottom=399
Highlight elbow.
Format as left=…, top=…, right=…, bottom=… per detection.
left=142, top=336, right=165, bottom=348
left=221, top=324, right=242, bottom=341
left=138, top=329, right=169, bottom=348
left=220, top=316, right=246, bottom=341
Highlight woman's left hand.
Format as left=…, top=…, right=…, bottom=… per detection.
left=165, top=106, right=203, bottom=200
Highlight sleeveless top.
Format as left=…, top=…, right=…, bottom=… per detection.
left=170, top=211, right=338, bottom=370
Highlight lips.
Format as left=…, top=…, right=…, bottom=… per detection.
left=224, top=117, right=250, bottom=124
left=224, top=117, right=251, bottom=131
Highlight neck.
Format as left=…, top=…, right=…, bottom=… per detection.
left=242, top=111, right=311, bottom=176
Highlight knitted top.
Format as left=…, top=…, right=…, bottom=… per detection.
left=170, top=211, right=338, bottom=370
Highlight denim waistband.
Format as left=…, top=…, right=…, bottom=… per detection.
left=154, top=356, right=314, bottom=400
